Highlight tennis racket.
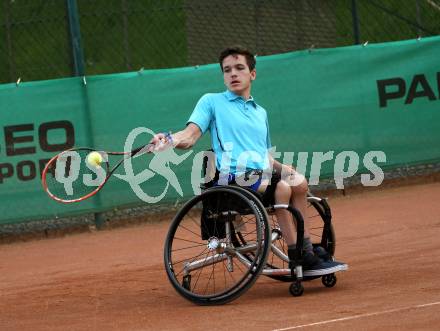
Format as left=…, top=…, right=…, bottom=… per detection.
left=42, top=144, right=154, bottom=203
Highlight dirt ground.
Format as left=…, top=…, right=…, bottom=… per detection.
left=1, top=181, right=440, bottom=331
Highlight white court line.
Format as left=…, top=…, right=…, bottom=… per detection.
left=272, top=301, right=440, bottom=331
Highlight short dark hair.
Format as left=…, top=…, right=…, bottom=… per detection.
left=219, top=46, right=256, bottom=72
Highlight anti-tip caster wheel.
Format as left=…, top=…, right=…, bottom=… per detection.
left=182, top=275, right=191, bottom=290
left=322, top=273, right=337, bottom=288
left=289, top=281, right=304, bottom=297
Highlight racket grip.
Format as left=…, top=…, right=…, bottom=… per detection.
left=162, top=131, right=173, bottom=146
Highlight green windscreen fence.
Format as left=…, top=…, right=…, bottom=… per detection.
left=1, top=36, right=439, bottom=224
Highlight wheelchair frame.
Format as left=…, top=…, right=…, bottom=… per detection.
left=164, top=183, right=346, bottom=305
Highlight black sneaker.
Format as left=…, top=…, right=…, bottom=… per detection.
left=302, top=252, right=347, bottom=277
left=313, top=246, right=331, bottom=261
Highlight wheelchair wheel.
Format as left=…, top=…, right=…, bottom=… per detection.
left=164, top=187, right=271, bottom=305
left=265, top=194, right=336, bottom=282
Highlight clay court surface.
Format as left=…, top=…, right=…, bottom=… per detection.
left=1, top=181, right=440, bottom=330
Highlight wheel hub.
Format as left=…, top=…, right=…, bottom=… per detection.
left=207, top=237, right=220, bottom=251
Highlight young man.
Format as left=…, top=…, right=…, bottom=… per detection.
left=150, top=46, right=346, bottom=275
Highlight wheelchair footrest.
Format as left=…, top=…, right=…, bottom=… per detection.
left=302, top=262, right=348, bottom=277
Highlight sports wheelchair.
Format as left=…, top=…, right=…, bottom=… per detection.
left=164, top=155, right=347, bottom=305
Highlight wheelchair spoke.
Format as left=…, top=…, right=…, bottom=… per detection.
left=206, top=253, right=216, bottom=295
left=191, top=250, right=212, bottom=292
left=172, top=236, right=204, bottom=246
left=178, top=222, right=203, bottom=238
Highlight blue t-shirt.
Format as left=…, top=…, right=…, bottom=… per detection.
left=187, top=90, right=271, bottom=174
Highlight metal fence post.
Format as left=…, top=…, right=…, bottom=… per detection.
left=351, top=0, right=361, bottom=45
left=3, top=0, right=16, bottom=82
left=121, top=0, right=131, bottom=71
left=66, top=0, right=105, bottom=229
left=66, top=0, right=85, bottom=76
left=415, top=0, right=422, bottom=37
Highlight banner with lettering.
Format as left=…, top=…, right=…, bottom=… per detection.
left=1, top=36, right=439, bottom=224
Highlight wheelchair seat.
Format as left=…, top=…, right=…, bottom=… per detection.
left=200, top=150, right=277, bottom=207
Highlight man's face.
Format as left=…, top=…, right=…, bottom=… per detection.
left=222, top=54, right=256, bottom=97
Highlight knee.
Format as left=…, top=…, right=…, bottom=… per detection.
left=291, top=174, right=308, bottom=195
left=274, top=180, right=292, bottom=201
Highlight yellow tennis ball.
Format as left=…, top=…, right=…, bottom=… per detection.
left=86, top=151, right=103, bottom=168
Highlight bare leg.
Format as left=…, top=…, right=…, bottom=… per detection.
left=272, top=180, right=297, bottom=246
left=270, top=173, right=310, bottom=247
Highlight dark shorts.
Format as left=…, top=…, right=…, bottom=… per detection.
left=213, top=169, right=281, bottom=206
left=214, top=170, right=263, bottom=191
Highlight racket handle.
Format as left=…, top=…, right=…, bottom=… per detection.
left=131, top=144, right=154, bottom=157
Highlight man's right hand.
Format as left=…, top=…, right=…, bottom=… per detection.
left=149, top=132, right=173, bottom=152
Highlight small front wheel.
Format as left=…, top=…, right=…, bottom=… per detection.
left=289, top=281, right=304, bottom=297
left=322, top=273, right=337, bottom=288
left=182, top=275, right=191, bottom=290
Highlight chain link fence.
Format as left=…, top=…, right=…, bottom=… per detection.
left=1, top=0, right=440, bottom=84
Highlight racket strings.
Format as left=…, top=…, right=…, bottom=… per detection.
left=44, top=149, right=109, bottom=202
